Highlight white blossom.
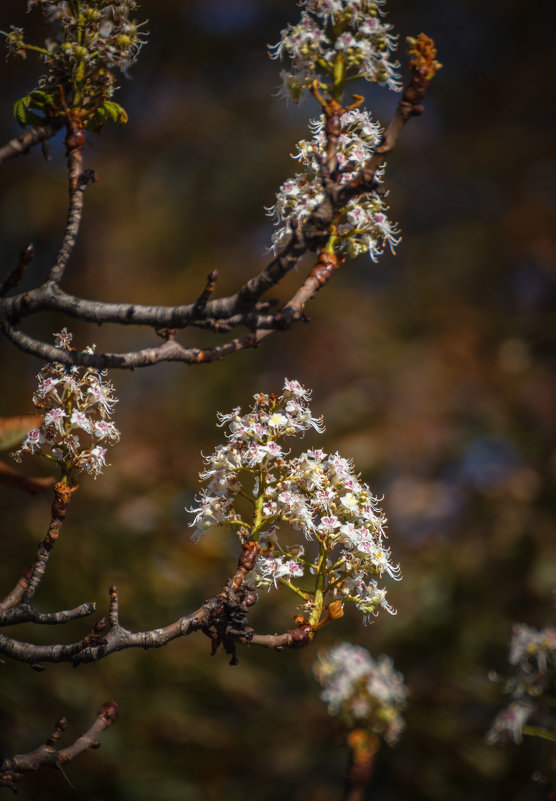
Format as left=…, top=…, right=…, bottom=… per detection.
left=188, top=379, right=400, bottom=623
left=488, top=618, right=556, bottom=745
left=314, top=642, right=407, bottom=745
left=268, top=110, right=399, bottom=260
left=271, top=1, right=401, bottom=101
left=13, top=329, right=119, bottom=479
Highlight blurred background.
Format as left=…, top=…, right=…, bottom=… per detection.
left=1, top=0, right=555, bottom=799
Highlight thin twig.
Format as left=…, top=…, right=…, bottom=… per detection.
left=0, top=244, right=35, bottom=298
left=0, top=575, right=314, bottom=667
left=0, top=122, right=60, bottom=164
left=21, top=481, right=78, bottom=606
left=0, top=565, right=33, bottom=611
left=0, top=702, right=119, bottom=791
left=0, top=601, right=96, bottom=628
left=49, top=142, right=94, bottom=285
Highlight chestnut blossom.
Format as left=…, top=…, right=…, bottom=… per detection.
left=23, top=0, right=147, bottom=74
left=313, top=642, right=407, bottom=745
left=487, top=620, right=556, bottom=745
left=267, top=109, right=399, bottom=260
left=13, top=329, right=119, bottom=479
left=487, top=701, right=533, bottom=746
left=270, top=0, right=401, bottom=102
left=188, top=379, right=400, bottom=624
left=4, top=1, right=147, bottom=130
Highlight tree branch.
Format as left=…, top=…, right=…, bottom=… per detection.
left=0, top=574, right=314, bottom=667
left=0, top=122, right=60, bottom=165
left=21, top=481, right=78, bottom=606
left=0, top=55, right=438, bottom=370
left=0, top=565, right=33, bottom=612
left=0, top=701, right=119, bottom=792
left=48, top=142, right=94, bottom=285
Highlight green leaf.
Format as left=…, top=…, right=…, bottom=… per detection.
left=13, top=95, right=31, bottom=126
left=12, top=92, right=50, bottom=127
left=101, top=101, right=129, bottom=126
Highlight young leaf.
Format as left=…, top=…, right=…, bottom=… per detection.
left=13, top=95, right=31, bottom=126
left=101, top=101, right=129, bottom=125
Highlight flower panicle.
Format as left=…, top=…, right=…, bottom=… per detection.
left=487, top=619, right=556, bottom=746
left=314, top=642, right=407, bottom=745
left=268, top=108, right=399, bottom=259
left=270, top=1, right=401, bottom=103
left=4, top=1, right=148, bottom=130
left=12, top=328, right=120, bottom=480
left=187, top=378, right=401, bottom=625
left=267, top=1, right=403, bottom=261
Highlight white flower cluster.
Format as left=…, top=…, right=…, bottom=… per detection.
left=270, top=0, right=400, bottom=102
left=29, top=0, right=147, bottom=73
left=488, top=622, right=556, bottom=745
left=487, top=623, right=556, bottom=745
left=268, top=109, right=399, bottom=259
left=188, top=379, right=400, bottom=623
left=314, top=642, right=407, bottom=744
left=13, top=329, right=119, bottom=479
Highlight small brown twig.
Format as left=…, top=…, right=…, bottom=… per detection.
left=0, top=244, right=35, bottom=299
left=49, top=131, right=95, bottom=285
left=347, top=34, right=442, bottom=197
left=21, top=480, right=79, bottom=606
left=0, top=122, right=60, bottom=165
left=192, top=269, right=219, bottom=315
left=0, top=565, right=33, bottom=612
left=0, top=701, right=119, bottom=792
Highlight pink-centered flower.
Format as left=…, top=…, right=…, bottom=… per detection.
left=188, top=379, right=399, bottom=623
left=13, top=328, right=119, bottom=479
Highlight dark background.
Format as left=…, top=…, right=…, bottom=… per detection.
left=1, top=1, right=555, bottom=799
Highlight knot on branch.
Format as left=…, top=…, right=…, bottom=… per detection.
left=97, top=701, right=119, bottom=724
left=207, top=582, right=258, bottom=665
left=52, top=481, right=79, bottom=521
left=309, top=250, right=341, bottom=288
left=285, top=624, right=314, bottom=649
left=76, top=169, right=97, bottom=189
left=65, top=125, right=85, bottom=153
left=155, top=327, right=176, bottom=342
left=237, top=540, right=261, bottom=576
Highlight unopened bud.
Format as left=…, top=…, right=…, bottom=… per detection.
left=327, top=600, right=344, bottom=620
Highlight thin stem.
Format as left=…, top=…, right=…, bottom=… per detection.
left=332, top=51, right=345, bottom=103
left=0, top=702, right=119, bottom=791
left=522, top=725, right=556, bottom=744
left=0, top=122, right=60, bottom=164
left=23, top=43, right=52, bottom=57
left=48, top=143, right=87, bottom=284
left=21, top=481, right=78, bottom=606
left=279, top=580, right=310, bottom=601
